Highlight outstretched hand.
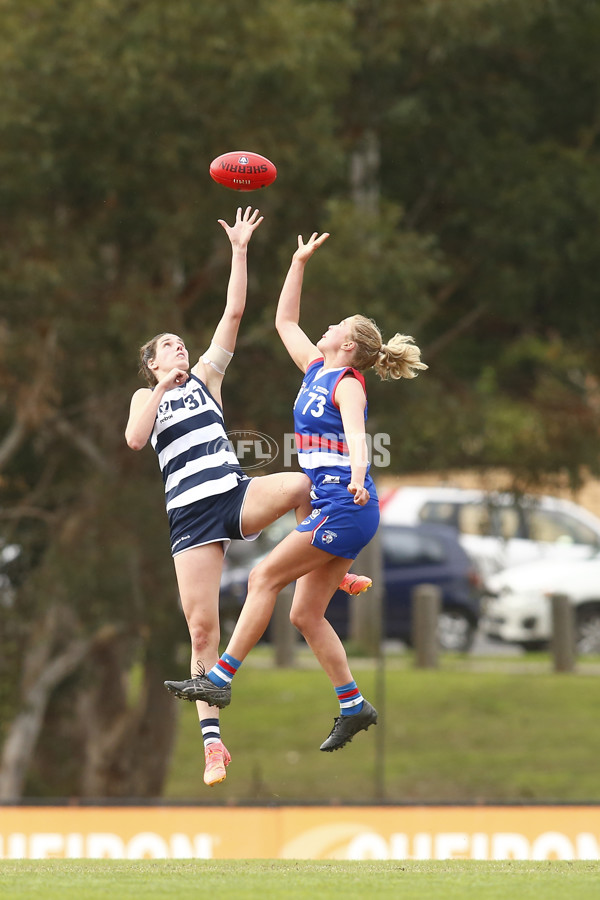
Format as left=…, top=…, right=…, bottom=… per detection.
left=292, top=231, right=330, bottom=264
left=218, top=206, right=263, bottom=248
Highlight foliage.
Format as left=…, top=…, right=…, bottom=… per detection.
left=0, top=0, right=357, bottom=796
left=359, top=0, right=600, bottom=482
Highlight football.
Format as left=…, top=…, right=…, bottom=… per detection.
left=209, top=151, right=277, bottom=191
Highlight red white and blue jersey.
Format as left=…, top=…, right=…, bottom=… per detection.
left=293, top=357, right=375, bottom=493
left=151, top=373, right=246, bottom=514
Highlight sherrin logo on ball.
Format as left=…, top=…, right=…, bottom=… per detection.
left=209, top=150, right=277, bottom=191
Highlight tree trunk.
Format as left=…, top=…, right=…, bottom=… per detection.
left=79, top=628, right=178, bottom=797
left=0, top=605, right=90, bottom=800
left=350, top=128, right=380, bottom=216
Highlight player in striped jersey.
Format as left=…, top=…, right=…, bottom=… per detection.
left=126, top=211, right=370, bottom=786
left=164, top=230, right=427, bottom=754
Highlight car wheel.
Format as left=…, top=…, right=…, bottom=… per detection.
left=437, top=609, right=475, bottom=653
left=575, top=604, right=600, bottom=655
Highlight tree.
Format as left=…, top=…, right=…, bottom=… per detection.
left=354, top=0, right=600, bottom=485
left=0, top=0, right=360, bottom=798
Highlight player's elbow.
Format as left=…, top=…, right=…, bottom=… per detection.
left=225, top=307, right=244, bottom=327
left=125, top=431, right=146, bottom=451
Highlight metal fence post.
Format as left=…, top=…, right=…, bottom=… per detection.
left=550, top=592, right=576, bottom=673
left=412, top=583, right=441, bottom=669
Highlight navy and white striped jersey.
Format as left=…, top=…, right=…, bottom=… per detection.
left=150, top=373, right=246, bottom=513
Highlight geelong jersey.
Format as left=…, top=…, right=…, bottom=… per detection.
left=293, top=357, right=374, bottom=491
left=150, top=373, right=246, bottom=513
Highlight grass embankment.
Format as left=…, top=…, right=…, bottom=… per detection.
left=164, top=650, right=600, bottom=804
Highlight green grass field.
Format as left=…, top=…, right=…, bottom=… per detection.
left=3, top=653, right=600, bottom=897
left=164, top=649, right=600, bottom=803
left=1, top=860, right=599, bottom=900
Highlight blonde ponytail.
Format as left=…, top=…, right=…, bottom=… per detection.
left=349, top=315, right=427, bottom=381
left=374, top=334, right=428, bottom=380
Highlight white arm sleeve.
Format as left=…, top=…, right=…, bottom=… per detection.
left=201, top=341, right=234, bottom=375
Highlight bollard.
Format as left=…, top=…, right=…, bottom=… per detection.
left=349, top=530, right=384, bottom=656
left=412, top=583, right=441, bottom=669
left=550, top=592, right=576, bottom=673
left=272, top=583, right=298, bottom=668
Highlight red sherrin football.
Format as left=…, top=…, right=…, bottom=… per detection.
left=209, top=151, right=277, bottom=191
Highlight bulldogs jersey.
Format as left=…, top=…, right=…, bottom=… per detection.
left=293, top=358, right=374, bottom=491
left=151, top=373, right=246, bottom=513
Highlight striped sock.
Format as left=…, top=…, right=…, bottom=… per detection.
left=207, top=653, right=242, bottom=688
left=336, top=680, right=364, bottom=716
left=200, top=718, right=221, bottom=747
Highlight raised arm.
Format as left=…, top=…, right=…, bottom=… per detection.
left=275, top=232, right=330, bottom=372
left=192, top=206, right=263, bottom=393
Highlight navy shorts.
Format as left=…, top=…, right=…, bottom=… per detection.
left=168, top=478, right=258, bottom=557
left=296, top=484, right=380, bottom=560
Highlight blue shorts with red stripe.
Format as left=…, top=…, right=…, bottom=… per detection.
left=295, top=482, right=380, bottom=560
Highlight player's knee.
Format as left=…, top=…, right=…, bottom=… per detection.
left=188, top=620, right=219, bottom=657
left=298, top=473, right=312, bottom=498
left=289, top=606, right=302, bottom=632
left=290, top=473, right=311, bottom=506
left=247, top=562, right=271, bottom=594
left=248, top=560, right=286, bottom=596
left=289, top=605, right=312, bottom=635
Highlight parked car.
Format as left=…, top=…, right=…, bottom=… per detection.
left=380, top=485, right=600, bottom=577
left=481, top=555, right=600, bottom=653
left=220, top=518, right=483, bottom=653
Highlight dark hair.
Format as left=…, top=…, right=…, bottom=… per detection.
left=138, top=333, right=168, bottom=386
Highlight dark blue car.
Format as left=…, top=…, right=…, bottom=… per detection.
left=325, top=522, right=483, bottom=652
left=219, top=520, right=483, bottom=653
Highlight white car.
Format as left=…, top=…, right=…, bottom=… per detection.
left=380, top=485, right=600, bottom=577
left=481, top=555, right=600, bottom=653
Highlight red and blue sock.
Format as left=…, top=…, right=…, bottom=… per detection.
left=336, top=680, right=364, bottom=716
left=207, top=653, right=241, bottom=688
